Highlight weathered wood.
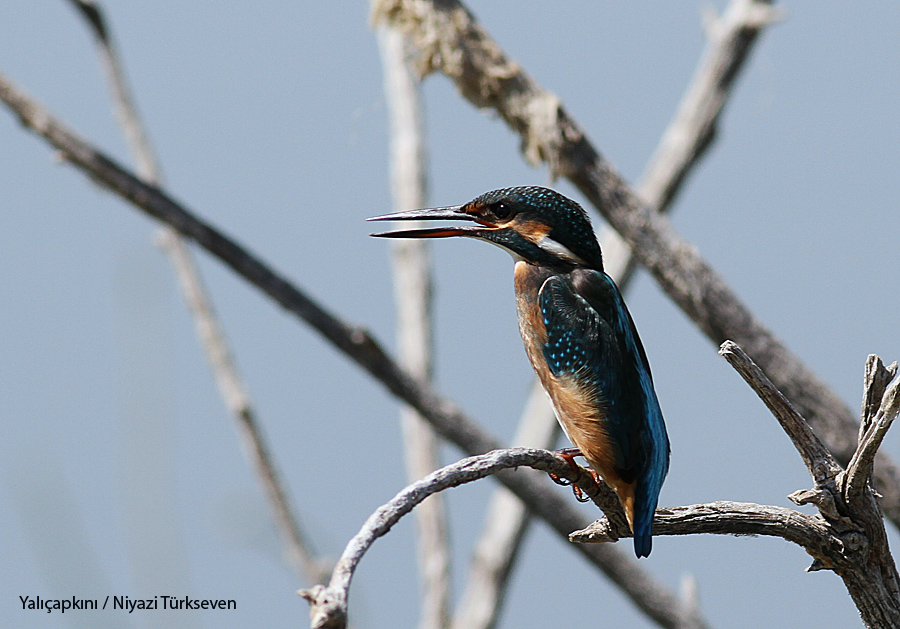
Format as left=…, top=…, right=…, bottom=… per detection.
left=574, top=346, right=900, bottom=628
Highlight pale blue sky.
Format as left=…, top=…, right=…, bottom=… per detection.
left=1, top=2, right=898, bottom=627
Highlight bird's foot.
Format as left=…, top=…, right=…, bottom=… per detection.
left=556, top=447, right=583, bottom=461
left=585, top=467, right=602, bottom=489
left=551, top=448, right=592, bottom=503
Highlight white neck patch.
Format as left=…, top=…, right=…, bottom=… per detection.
left=535, top=235, right=588, bottom=266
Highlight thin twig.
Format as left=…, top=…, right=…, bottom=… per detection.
left=157, top=232, right=330, bottom=584
left=605, top=0, right=784, bottom=286
left=455, top=3, right=779, bottom=625
left=376, top=23, right=451, bottom=629
left=374, top=0, right=900, bottom=531
left=0, top=72, right=705, bottom=629
left=64, top=0, right=327, bottom=585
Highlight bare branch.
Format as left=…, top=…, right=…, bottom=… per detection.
left=374, top=0, right=900, bottom=532
left=607, top=0, right=784, bottom=286
left=719, top=341, right=841, bottom=482
left=678, top=574, right=701, bottom=625
left=859, top=356, right=897, bottom=442
left=65, top=0, right=159, bottom=181
left=376, top=23, right=451, bottom=629
left=64, top=2, right=328, bottom=586
left=639, top=0, right=784, bottom=213
left=571, top=501, right=831, bottom=552
left=0, top=73, right=704, bottom=629
left=299, top=449, right=556, bottom=629
left=300, top=448, right=628, bottom=629
left=577, top=351, right=900, bottom=627
left=845, top=367, right=900, bottom=499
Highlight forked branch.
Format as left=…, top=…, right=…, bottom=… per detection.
left=575, top=343, right=900, bottom=628
left=844, top=358, right=900, bottom=499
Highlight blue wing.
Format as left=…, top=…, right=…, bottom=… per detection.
left=539, top=269, right=669, bottom=557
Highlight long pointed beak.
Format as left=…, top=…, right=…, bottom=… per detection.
left=367, top=205, right=492, bottom=238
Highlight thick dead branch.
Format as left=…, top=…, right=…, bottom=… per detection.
left=610, top=0, right=784, bottom=286
left=0, top=72, right=703, bottom=629
left=377, top=24, right=452, bottom=629
left=577, top=345, right=900, bottom=627
left=65, top=1, right=328, bottom=586
left=572, top=501, right=830, bottom=549
left=721, top=341, right=900, bottom=623
left=373, top=0, right=900, bottom=531
left=454, top=3, right=777, bottom=625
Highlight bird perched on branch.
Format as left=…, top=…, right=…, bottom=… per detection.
left=369, top=186, right=669, bottom=558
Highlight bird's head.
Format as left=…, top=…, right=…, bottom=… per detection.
left=368, top=186, right=603, bottom=271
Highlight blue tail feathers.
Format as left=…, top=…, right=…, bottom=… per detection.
left=632, top=474, right=663, bottom=558
left=633, top=519, right=653, bottom=558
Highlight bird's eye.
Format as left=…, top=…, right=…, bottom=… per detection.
left=492, top=202, right=512, bottom=220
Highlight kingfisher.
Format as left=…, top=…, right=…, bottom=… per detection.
left=368, top=186, right=670, bottom=558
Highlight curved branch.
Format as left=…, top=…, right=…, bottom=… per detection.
left=299, top=448, right=591, bottom=629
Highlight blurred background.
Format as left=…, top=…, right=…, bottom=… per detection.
left=1, top=2, right=898, bottom=627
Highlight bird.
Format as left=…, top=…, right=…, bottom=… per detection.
left=368, top=186, right=670, bottom=558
